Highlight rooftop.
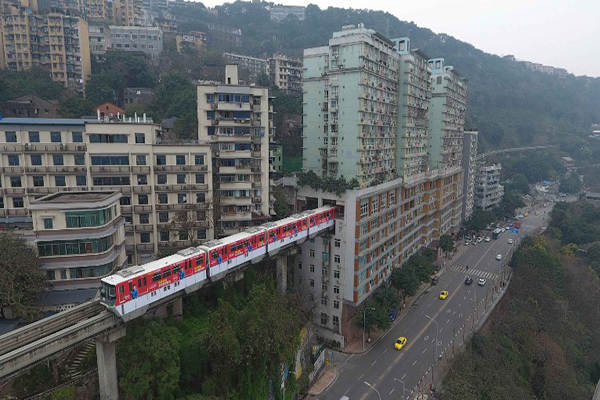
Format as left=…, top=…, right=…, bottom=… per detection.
left=40, top=289, right=98, bottom=306
left=31, top=191, right=119, bottom=205
left=0, top=117, right=85, bottom=126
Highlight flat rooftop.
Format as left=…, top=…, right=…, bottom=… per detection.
left=32, top=191, right=118, bottom=204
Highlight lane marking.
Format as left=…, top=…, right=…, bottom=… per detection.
left=383, top=349, right=388, bottom=355
left=389, top=389, right=395, bottom=395
left=402, top=373, right=406, bottom=379
left=412, top=360, right=418, bottom=366
left=422, top=348, right=427, bottom=354
left=371, top=360, right=377, bottom=367
left=359, top=373, right=364, bottom=380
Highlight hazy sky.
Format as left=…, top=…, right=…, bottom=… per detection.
left=200, top=0, right=600, bottom=77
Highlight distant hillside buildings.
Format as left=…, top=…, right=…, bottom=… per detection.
left=269, top=5, right=305, bottom=21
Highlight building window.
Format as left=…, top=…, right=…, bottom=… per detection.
left=321, top=297, right=328, bottom=306
left=65, top=208, right=114, bottom=228
left=135, top=133, right=145, bottom=143
left=176, top=155, right=185, bottom=165
left=50, top=132, right=61, bottom=143
left=10, top=176, right=21, bottom=187
left=137, top=175, right=148, bottom=185
left=334, top=300, right=340, bottom=309
left=11, top=196, right=25, bottom=208
left=334, top=254, right=341, bottom=263
left=179, top=231, right=188, bottom=241
left=177, top=174, right=186, bottom=184
left=8, top=154, right=19, bottom=166
left=372, top=196, right=379, bottom=213
left=138, top=194, right=149, bottom=205
left=298, top=262, right=302, bottom=269
left=194, top=155, right=204, bottom=165
left=309, top=279, right=314, bottom=287
left=139, top=213, right=149, bottom=224
left=310, top=249, right=315, bottom=257
left=74, top=154, right=85, bottom=165
left=43, top=218, right=53, bottom=229
left=333, top=315, right=339, bottom=325
left=195, top=174, right=205, bottom=184
left=360, top=200, right=369, bottom=217
left=159, top=212, right=169, bottom=223
left=196, top=192, right=205, bottom=203
left=177, top=193, right=187, bottom=204
left=120, top=196, right=131, bottom=205
left=136, top=155, right=146, bottom=165
left=140, top=232, right=151, bottom=243
left=32, top=175, right=44, bottom=187
left=72, top=132, right=83, bottom=142
left=157, top=174, right=167, bottom=184
left=310, top=264, right=315, bottom=272
left=5, top=131, right=16, bottom=142
left=0, top=197, right=4, bottom=208
left=335, top=239, right=341, bottom=248
left=320, top=313, right=328, bottom=325
left=334, top=286, right=340, bottom=294
left=158, top=193, right=168, bottom=204
left=156, top=154, right=166, bottom=165
left=91, top=155, right=129, bottom=166
left=197, top=229, right=207, bottom=239
left=160, top=231, right=169, bottom=242
left=322, top=283, right=328, bottom=292
left=334, top=269, right=340, bottom=279
left=76, top=175, right=86, bottom=186
left=30, top=154, right=42, bottom=166
left=28, top=131, right=39, bottom=142
left=55, top=176, right=66, bottom=187
left=53, top=154, right=64, bottom=166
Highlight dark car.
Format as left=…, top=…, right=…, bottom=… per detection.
left=464, top=277, right=473, bottom=285
left=431, top=276, right=440, bottom=285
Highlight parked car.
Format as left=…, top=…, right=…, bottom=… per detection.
left=484, top=236, right=491, bottom=242
left=508, top=238, right=514, bottom=244
left=464, top=277, right=473, bottom=285
left=478, top=278, right=487, bottom=286
left=431, top=276, right=440, bottom=285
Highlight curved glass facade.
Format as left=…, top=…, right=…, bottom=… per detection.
left=38, top=235, right=114, bottom=257
left=65, top=207, right=114, bottom=228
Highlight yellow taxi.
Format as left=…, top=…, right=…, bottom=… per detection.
left=439, top=290, right=449, bottom=300
left=394, top=336, right=407, bottom=350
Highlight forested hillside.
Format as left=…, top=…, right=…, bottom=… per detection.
left=174, top=1, right=600, bottom=151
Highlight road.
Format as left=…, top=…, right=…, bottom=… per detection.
left=319, top=205, right=550, bottom=400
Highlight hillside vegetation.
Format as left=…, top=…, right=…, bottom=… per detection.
left=441, top=206, right=600, bottom=399
left=173, top=1, right=600, bottom=151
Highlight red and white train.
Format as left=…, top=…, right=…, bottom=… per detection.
left=100, top=206, right=335, bottom=320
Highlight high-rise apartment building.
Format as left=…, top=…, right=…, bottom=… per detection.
left=0, top=117, right=213, bottom=265
left=462, top=131, right=478, bottom=220
left=0, top=0, right=91, bottom=92
left=428, top=58, right=467, bottom=172
left=222, top=53, right=267, bottom=81
left=474, top=163, right=504, bottom=210
left=303, top=24, right=399, bottom=186
left=267, top=54, right=302, bottom=95
left=197, top=65, right=273, bottom=238
left=296, top=26, right=467, bottom=345
left=109, top=25, right=163, bottom=62
left=393, top=37, right=431, bottom=183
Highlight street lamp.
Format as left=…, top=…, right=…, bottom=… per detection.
left=394, top=378, right=409, bottom=400
left=425, top=314, right=439, bottom=388
left=362, top=307, right=375, bottom=351
left=364, top=381, right=382, bottom=400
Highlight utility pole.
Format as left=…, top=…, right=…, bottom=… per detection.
left=362, top=307, right=375, bottom=351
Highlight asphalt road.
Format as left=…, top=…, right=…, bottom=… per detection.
left=319, top=204, right=550, bottom=400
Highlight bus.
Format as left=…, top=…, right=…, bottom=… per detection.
left=492, top=228, right=503, bottom=239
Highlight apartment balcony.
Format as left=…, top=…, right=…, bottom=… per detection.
left=216, top=102, right=251, bottom=112
left=136, top=243, right=155, bottom=252
left=153, top=165, right=188, bottom=172
left=131, top=166, right=151, bottom=173
left=121, top=205, right=132, bottom=213
left=90, top=166, right=130, bottom=173
left=3, top=188, right=26, bottom=195
left=133, top=186, right=152, bottom=194
left=219, top=181, right=251, bottom=190
left=133, top=205, right=153, bottom=213
left=220, top=196, right=252, bottom=205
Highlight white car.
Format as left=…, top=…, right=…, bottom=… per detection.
left=501, top=228, right=506, bottom=233
left=496, top=254, right=502, bottom=261
left=478, top=278, right=487, bottom=286
left=484, top=237, right=490, bottom=242
left=508, top=238, right=514, bottom=244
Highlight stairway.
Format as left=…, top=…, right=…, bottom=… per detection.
left=67, top=341, right=95, bottom=379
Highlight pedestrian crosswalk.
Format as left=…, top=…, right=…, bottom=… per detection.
left=448, top=265, right=498, bottom=280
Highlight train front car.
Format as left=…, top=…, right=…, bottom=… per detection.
left=265, top=214, right=309, bottom=256
left=306, top=206, right=336, bottom=237
left=100, top=277, right=117, bottom=309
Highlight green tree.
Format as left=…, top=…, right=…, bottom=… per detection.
left=273, top=187, right=292, bottom=219
left=559, top=174, right=582, bottom=194
left=355, top=303, right=390, bottom=335
left=506, top=173, right=530, bottom=195
left=0, top=234, right=46, bottom=319
left=466, top=209, right=497, bottom=231
left=118, top=319, right=180, bottom=400
left=390, top=267, right=419, bottom=298
left=85, top=73, right=118, bottom=106
left=59, top=96, right=94, bottom=118
left=376, top=285, right=399, bottom=310
left=0, top=67, right=65, bottom=106
left=439, top=234, right=455, bottom=253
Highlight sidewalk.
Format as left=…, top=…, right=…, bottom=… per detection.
left=306, top=245, right=468, bottom=394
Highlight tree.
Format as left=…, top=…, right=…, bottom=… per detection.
left=376, top=285, right=399, bottom=310
left=559, top=174, right=582, bottom=194
left=355, top=303, right=390, bottom=335
left=273, top=187, right=292, bottom=219
left=59, top=96, right=94, bottom=118
left=0, top=67, right=65, bottom=106
left=390, top=267, right=419, bottom=298
left=506, top=173, right=530, bottom=195
left=0, top=234, right=46, bottom=319
left=118, top=319, right=180, bottom=400
left=439, top=234, right=455, bottom=253
left=85, top=73, right=118, bottom=106
left=466, top=209, right=497, bottom=231
left=168, top=203, right=213, bottom=248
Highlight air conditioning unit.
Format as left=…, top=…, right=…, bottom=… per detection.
left=60, top=143, right=67, bottom=150
left=24, top=143, right=30, bottom=150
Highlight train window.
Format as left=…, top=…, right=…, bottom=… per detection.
left=152, top=272, right=161, bottom=282
left=212, top=251, right=218, bottom=259
left=137, top=279, right=142, bottom=287
left=108, top=286, right=116, bottom=299
left=128, top=282, right=133, bottom=291
left=163, top=269, right=172, bottom=279
left=196, top=257, right=202, bottom=266
left=143, top=277, right=147, bottom=286
left=260, top=234, right=265, bottom=241
left=173, top=266, right=180, bottom=275
left=119, top=286, right=124, bottom=294
left=237, top=243, right=243, bottom=250
left=244, top=240, right=249, bottom=247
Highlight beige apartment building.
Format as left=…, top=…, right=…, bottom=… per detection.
left=0, top=0, right=92, bottom=92
left=267, top=54, right=302, bottom=95
left=0, top=117, right=213, bottom=265
left=197, top=65, right=273, bottom=238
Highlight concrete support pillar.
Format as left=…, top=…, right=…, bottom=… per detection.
left=276, top=255, right=287, bottom=295
left=96, top=328, right=126, bottom=400
left=154, top=304, right=168, bottom=318
left=172, top=297, right=183, bottom=319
